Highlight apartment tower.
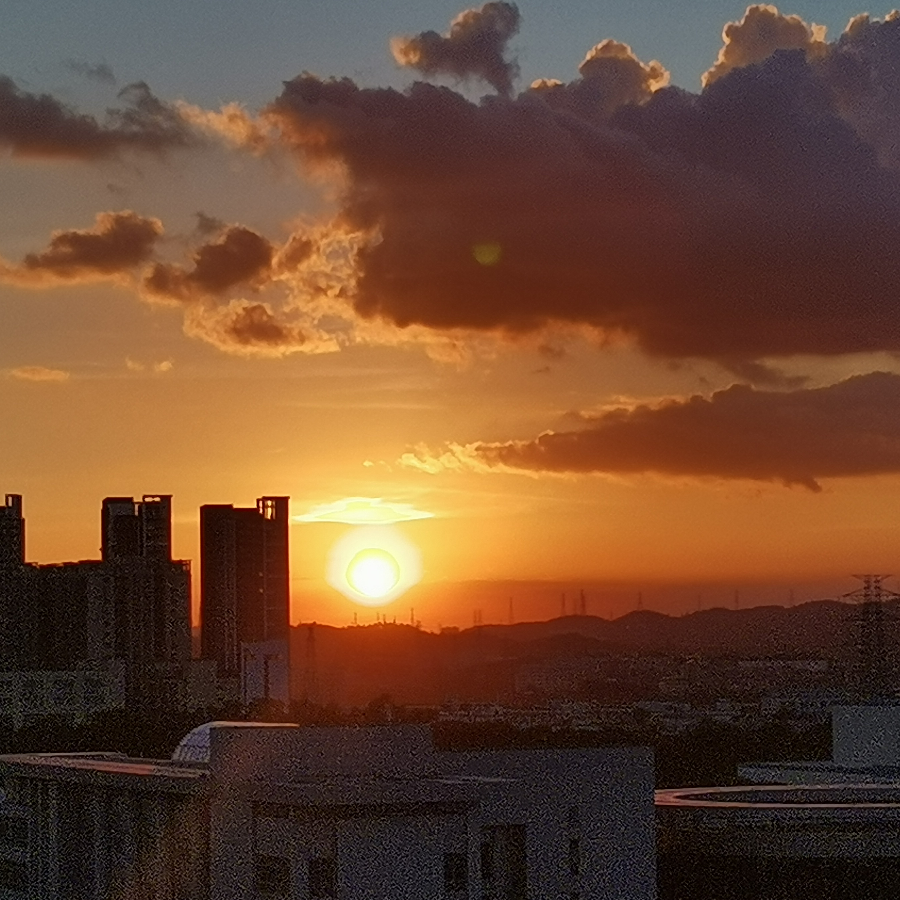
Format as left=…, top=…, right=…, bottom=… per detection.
left=200, top=497, right=290, bottom=678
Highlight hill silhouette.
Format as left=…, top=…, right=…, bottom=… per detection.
left=283, top=599, right=892, bottom=706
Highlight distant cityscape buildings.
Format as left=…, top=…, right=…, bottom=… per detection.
left=0, top=491, right=291, bottom=716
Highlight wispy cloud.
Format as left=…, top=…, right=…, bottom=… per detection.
left=295, top=497, right=434, bottom=525
left=65, top=60, right=116, bottom=86
left=7, top=366, right=70, bottom=382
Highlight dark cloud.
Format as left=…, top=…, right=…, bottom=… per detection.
left=65, top=60, right=117, bottom=86
left=194, top=212, right=226, bottom=236
left=391, top=2, right=521, bottom=95
left=0, top=77, right=195, bottom=159
left=143, top=225, right=274, bottom=302
left=184, top=299, right=323, bottom=357
left=140, top=225, right=333, bottom=356
left=265, top=8, right=900, bottom=367
left=0, top=211, right=162, bottom=284
left=404, top=372, right=900, bottom=491
left=223, top=302, right=303, bottom=347
left=822, top=10, right=900, bottom=168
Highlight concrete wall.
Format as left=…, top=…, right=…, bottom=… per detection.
left=833, top=705, right=900, bottom=768
left=442, top=746, right=657, bottom=900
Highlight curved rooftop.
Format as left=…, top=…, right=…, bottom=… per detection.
left=171, top=721, right=219, bottom=764
left=170, top=721, right=300, bottom=764
left=656, top=783, right=900, bottom=809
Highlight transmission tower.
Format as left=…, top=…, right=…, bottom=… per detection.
left=843, top=575, right=900, bottom=702
left=304, top=624, right=318, bottom=706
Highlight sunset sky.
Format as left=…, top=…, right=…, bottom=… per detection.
left=4, top=0, right=900, bottom=627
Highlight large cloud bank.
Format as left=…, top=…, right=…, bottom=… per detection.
left=264, top=4, right=900, bottom=370
left=402, top=372, right=900, bottom=491
left=5, top=3, right=900, bottom=376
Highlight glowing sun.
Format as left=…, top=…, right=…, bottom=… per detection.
left=346, top=548, right=400, bottom=599
left=327, top=525, right=422, bottom=607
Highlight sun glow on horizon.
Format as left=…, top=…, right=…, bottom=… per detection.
left=326, top=524, right=422, bottom=606
left=346, top=547, right=400, bottom=599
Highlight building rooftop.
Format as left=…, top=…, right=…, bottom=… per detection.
left=656, top=783, right=900, bottom=809
left=170, top=720, right=298, bottom=764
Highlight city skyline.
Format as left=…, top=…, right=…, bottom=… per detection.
left=4, top=2, right=900, bottom=627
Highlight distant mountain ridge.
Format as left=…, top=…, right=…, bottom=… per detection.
left=468, top=599, right=866, bottom=657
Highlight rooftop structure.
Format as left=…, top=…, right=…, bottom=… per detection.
left=657, top=700, right=900, bottom=898
left=0, top=722, right=657, bottom=900
left=657, top=782, right=900, bottom=898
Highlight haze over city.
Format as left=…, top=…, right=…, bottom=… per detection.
left=4, top=0, right=900, bottom=629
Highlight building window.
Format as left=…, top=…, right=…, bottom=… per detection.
left=444, top=852, right=468, bottom=893
left=480, top=840, right=494, bottom=886
left=568, top=837, right=580, bottom=877
left=0, top=815, right=27, bottom=848
left=254, top=854, right=291, bottom=896
left=308, top=856, right=337, bottom=898
left=0, top=860, right=26, bottom=891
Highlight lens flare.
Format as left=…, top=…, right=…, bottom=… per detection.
left=473, top=242, right=502, bottom=265
left=327, top=525, right=422, bottom=607
left=346, top=548, right=400, bottom=598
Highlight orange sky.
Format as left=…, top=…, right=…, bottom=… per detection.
left=4, top=4, right=900, bottom=629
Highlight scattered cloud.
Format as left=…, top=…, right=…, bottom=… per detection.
left=391, top=1, right=521, bottom=95
left=295, top=497, right=434, bottom=524
left=125, top=358, right=173, bottom=374
left=7, top=366, right=70, bottom=382
left=183, top=299, right=336, bottom=357
left=0, top=77, right=196, bottom=159
left=143, top=225, right=274, bottom=303
left=0, top=211, right=162, bottom=286
left=400, top=372, right=900, bottom=491
left=532, top=39, right=669, bottom=118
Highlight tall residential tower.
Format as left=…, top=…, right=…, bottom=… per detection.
left=200, top=497, right=290, bottom=679
left=0, top=495, right=24, bottom=569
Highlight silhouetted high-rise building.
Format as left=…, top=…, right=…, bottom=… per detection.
left=101, top=494, right=172, bottom=561
left=0, top=495, right=24, bottom=569
left=200, top=497, right=290, bottom=677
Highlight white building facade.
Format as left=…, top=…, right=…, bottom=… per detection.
left=0, top=722, right=656, bottom=900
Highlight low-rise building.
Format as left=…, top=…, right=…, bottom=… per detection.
left=0, top=669, right=125, bottom=729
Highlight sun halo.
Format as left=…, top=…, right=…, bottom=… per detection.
left=326, top=524, right=422, bottom=607
left=346, top=547, right=400, bottom=598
